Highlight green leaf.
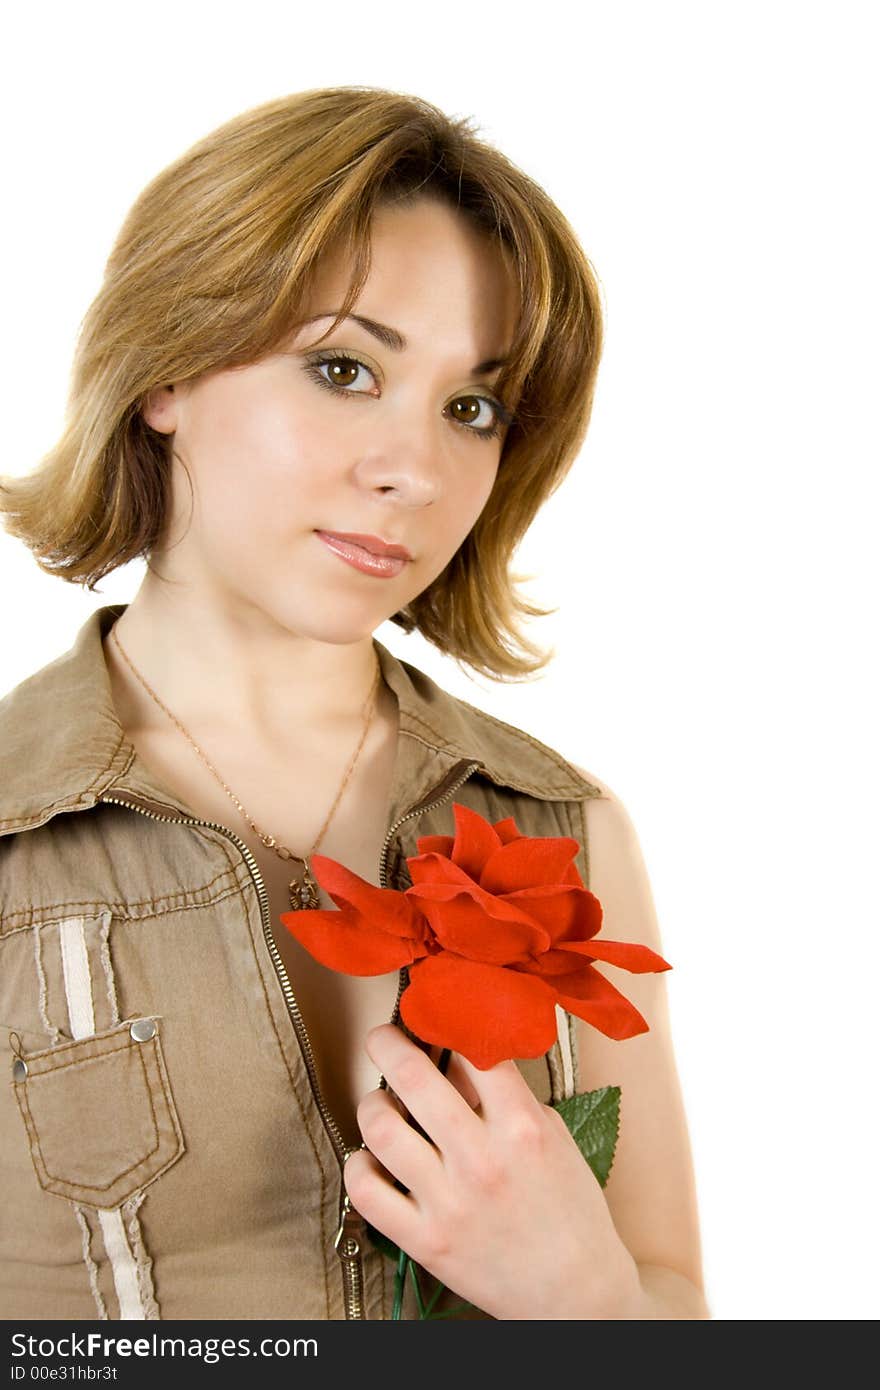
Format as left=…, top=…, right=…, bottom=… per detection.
left=552, top=1086, right=621, bottom=1189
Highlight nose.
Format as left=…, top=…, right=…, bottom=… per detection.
left=351, top=414, right=442, bottom=508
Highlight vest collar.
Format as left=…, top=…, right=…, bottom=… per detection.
left=0, top=604, right=599, bottom=838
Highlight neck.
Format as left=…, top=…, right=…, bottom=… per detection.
left=104, top=577, right=383, bottom=749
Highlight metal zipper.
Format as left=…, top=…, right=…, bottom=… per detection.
left=333, top=1191, right=366, bottom=1320
left=364, top=757, right=480, bottom=1319
left=98, top=794, right=352, bottom=1145
left=377, top=760, right=481, bottom=1026
left=99, top=755, right=479, bottom=1319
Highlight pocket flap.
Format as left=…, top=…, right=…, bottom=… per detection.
left=13, top=1018, right=185, bottom=1209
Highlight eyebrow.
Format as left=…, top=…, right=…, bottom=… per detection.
left=299, top=312, right=508, bottom=376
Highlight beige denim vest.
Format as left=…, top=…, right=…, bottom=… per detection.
left=0, top=604, right=603, bottom=1320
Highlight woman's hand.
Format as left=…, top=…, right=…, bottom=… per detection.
left=343, top=1023, right=644, bottom=1320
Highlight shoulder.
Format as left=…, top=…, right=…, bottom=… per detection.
left=569, top=763, right=643, bottom=839
left=378, top=643, right=606, bottom=804
left=0, top=608, right=131, bottom=835
left=569, top=765, right=662, bottom=951
left=0, top=613, right=97, bottom=739
left=0, top=644, right=72, bottom=770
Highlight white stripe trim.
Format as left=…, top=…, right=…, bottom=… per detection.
left=97, top=1210, right=147, bottom=1321
left=555, top=1005, right=575, bottom=1099
left=59, top=918, right=95, bottom=1040
left=57, top=915, right=149, bottom=1320
left=98, top=911, right=120, bottom=1027
left=73, top=1205, right=109, bottom=1321
left=33, top=924, right=61, bottom=1045
left=123, top=1194, right=160, bottom=1321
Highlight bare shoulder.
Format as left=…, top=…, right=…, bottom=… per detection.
left=569, top=765, right=661, bottom=947
left=568, top=765, right=710, bottom=1312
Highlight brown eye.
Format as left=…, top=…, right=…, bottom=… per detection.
left=450, top=396, right=482, bottom=424
left=326, top=357, right=361, bottom=387
left=305, top=353, right=377, bottom=396
left=448, top=395, right=503, bottom=436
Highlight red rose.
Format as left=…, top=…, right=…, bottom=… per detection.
left=280, top=803, right=671, bottom=1070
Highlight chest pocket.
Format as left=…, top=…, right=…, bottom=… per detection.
left=13, top=1018, right=185, bottom=1210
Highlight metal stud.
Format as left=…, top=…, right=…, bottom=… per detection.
left=129, top=1018, right=157, bottom=1043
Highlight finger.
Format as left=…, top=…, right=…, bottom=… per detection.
left=365, top=1024, right=482, bottom=1163
left=343, top=1145, right=426, bottom=1258
left=451, top=1050, right=537, bottom=1124
left=440, top=1052, right=482, bottom=1112
left=377, top=1080, right=410, bottom=1121
left=357, top=1087, right=443, bottom=1197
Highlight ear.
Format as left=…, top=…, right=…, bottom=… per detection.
left=141, top=384, right=179, bottom=435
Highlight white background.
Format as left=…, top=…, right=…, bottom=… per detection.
left=2, top=1, right=877, bottom=1320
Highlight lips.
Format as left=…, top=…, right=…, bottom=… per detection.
left=315, top=531, right=412, bottom=560
left=314, top=530, right=411, bottom=580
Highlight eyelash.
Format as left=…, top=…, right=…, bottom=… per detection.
left=302, top=350, right=512, bottom=443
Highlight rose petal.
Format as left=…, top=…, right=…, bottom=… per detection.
left=400, top=953, right=559, bottom=1069
left=406, top=881, right=550, bottom=962
left=554, top=966, right=651, bottom=1040
left=492, top=817, right=523, bottom=845
left=449, top=802, right=503, bottom=879
left=480, top=835, right=582, bottom=894
left=516, top=947, right=592, bottom=979
left=414, top=834, right=455, bottom=857
left=559, top=938, right=672, bottom=973
left=528, top=961, right=602, bottom=999
left=309, top=854, right=424, bottom=939
left=407, top=852, right=479, bottom=890
left=279, top=908, right=424, bottom=976
left=500, top=884, right=603, bottom=945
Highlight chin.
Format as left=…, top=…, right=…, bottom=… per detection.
left=271, top=598, right=393, bottom=647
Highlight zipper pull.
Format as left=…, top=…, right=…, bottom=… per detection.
left=334, top=1192, right=366, bottom=1262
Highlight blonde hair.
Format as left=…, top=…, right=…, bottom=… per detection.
left=0, top=87, right=604, bottom=680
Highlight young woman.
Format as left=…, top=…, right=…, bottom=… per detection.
left=0, top=88, right=708, bottom=1320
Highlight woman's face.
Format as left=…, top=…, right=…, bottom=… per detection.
left=144, top=196, right=519, bottom=645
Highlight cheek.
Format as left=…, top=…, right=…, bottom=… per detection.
left=455, top=457, right=501, bottom=527
left=203, top=422, right=324, bottom=523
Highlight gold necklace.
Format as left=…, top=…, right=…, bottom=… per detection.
left=110, top=622, right=381, bottom=911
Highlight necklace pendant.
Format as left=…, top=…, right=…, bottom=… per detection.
left=288, top=864, right=320, bottom=911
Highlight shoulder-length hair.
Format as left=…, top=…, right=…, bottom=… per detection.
left=0, top=87, right=603, bottom=680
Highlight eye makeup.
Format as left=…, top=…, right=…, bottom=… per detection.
left=301, top=349, right=513, bottom=442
